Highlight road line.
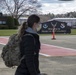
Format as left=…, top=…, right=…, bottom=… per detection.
left=0, top=43, right=6, bottom=45
left=0, top=37, right=9, bottom=39
left=43, top=43, right=76, bottom=51
left=39, top=53, right=51, bottom=57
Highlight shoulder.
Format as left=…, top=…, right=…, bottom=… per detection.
left=22, top=34, right=34, bottom=42
left=24, top=34, right=34, bottom=38
left=20, top=34, right=35, bottom=46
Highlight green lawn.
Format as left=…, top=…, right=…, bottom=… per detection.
left=0, top=29, right=17, bottom=36
left=71, top=29, right=76, bottom=35
left=0, top=29, right=76, bottom=36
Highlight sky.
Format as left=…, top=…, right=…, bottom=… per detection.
left=38, top=0, right=76, bottom=14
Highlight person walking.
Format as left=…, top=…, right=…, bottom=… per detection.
left=15, top=14, right=41, bottom=75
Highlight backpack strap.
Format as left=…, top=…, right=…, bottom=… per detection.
left=23, top=34, right=35, bottom=45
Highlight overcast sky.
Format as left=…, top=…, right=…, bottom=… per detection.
left=39, top=0, right=76, bottom=14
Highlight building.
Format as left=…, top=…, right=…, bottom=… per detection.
left=18, top=17, right=28, bottom=25
left=38, top=20, right=69, bottom=34
left=50, top=18, right=76, bottom=28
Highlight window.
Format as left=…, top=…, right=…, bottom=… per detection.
left=3, top=21, right=6, bottom=24
left=0, top=21, right=3, bottom=24
left=0, top=21, right=6, bottom=25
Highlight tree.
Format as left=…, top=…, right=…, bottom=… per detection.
left=59, top=0, right=74, bottom=1
left=6, top=16, right=15, bottom=29
left=0, top=0, right=41, bottom=20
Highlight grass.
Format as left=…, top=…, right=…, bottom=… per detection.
left=0, top=29, right=76, bottom=36
left=0, top=29, right=17, bottom=36
left=71, top=29, right=76, bottom=35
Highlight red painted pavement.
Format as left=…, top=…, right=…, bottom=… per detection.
left=40, top=44, right=76, bottom=56
left=0, top=37, right=8, bottom=45
left=0, top=37, right=76, bottom=56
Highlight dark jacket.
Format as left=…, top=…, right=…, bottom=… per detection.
left=15, top=28, right=41, bottom=75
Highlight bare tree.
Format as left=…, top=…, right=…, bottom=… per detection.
left=0, top=0, right=41, bottom=19
left=59, top=0, right=74, bottom=1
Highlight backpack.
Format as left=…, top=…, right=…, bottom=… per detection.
left=1, top=34, right=22, bottom=68
left=1, top=33, right=35, bottom=68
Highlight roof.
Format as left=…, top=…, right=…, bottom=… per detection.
left=19, top=17, right=28, bottom=20
left=48, top=18, right=76, bottom=21
left=42, top=20, right=67, bottom=24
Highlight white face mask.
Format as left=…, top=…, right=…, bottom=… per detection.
left=36, top=24, right=42, bottom=31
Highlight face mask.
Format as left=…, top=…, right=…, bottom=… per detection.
left=36, top=24, right=42, bottom=31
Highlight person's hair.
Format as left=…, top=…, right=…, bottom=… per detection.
left=17, top=14, right=40, bottom=37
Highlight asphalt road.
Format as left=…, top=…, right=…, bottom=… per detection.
left=0, top=35, right=76, bottom=75
left=40, top=35, right=76, bottom=49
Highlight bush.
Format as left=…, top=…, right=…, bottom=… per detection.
left=0, top=16, right=20, bottom=29
left=0, top=25, right=8, bottom=29
left=6, top=16, right=15, bottom=29
left=6, top=17, right=20, bottom=29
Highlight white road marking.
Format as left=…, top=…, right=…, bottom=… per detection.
left=0, top=43, right=6, bottom=45
left=0, top=37, right=9, bottom=39
left=39, top=53, right=51, bottom=57
left=43, top=43, right=76, bottom=51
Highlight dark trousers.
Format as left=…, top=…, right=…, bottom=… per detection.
left=15, top=60, right=30, bottom=75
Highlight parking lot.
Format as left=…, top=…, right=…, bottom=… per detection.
left=0, top=35, right=76, bottom=75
